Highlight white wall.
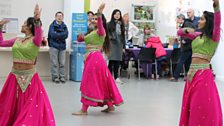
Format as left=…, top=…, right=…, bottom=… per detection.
left=90, top=0, right=179, bottom=42
left=0, top=0, right=64, bottom=37
left=156, top=0, right=179, bottom=42
left=90, top=0, right=157, bottom=22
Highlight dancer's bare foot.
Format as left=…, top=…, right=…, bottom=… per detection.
left=101, top=106, right=115, bottom=113
left=72, top=110, right=88, bottom=115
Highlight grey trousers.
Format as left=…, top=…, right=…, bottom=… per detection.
left=49, top=47, right=66, bottom=79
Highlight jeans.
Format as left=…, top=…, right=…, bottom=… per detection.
left=152, top=56, right=167, bottom=76
left=173, top=50, right=192, bottom=80
left=49, top=47, right=66, bottom=79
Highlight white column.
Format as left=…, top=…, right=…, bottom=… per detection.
left=64, top=0, right=84, bottom=49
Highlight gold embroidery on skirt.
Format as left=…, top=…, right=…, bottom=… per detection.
left=12, top=68, right=36, bottom=93
left=187, top=64, right=210, bottom=81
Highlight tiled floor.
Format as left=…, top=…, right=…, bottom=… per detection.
left=0, top=77, right=224, bottom=126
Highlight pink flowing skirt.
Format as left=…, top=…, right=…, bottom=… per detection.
left=0, top=73, right=55, bottom=126
left=80, top=51, right=123, bottom=107
left=179, top=69, right=222, bottom=126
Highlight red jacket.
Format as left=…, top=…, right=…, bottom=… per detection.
left=146, top=36, right=166, bottom=58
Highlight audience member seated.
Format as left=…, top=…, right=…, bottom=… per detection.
left=168, top=36, right=179, bottom=49
left=143, top=25, right=155, bottom=45
left=146, top=36, right=167, bottom=79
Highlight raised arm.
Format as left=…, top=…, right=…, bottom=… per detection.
left=96, top=15, right=105, bottom=36
left=0, top=20, right=16, bottom=47
left=96, top=3, right=106, bottom=36
left=32, top=4, right=42, bottom=47
left=33, top=23, right=43, bottom=47
left=212, top=0, right=221, bottom=42
left=177, top=28, right=201, bottom=40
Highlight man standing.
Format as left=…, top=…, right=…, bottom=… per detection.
left=187, top=9, right=200, bottom=28
left=176, top=14, right=185, bottom=29
left=170, top=19, right=195, bottom=82
left=48, top=12, right=68, bottom=83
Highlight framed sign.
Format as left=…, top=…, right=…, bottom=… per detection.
left=131, top=4, right=155, bottom=23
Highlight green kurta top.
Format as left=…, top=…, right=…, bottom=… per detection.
left=12, top=38, right=40, bottom=93
left=12, top=38, right=40, bottom=64
left=84, top=30, right=105, bottom=54
left=192, top=36, right=218, bottom=59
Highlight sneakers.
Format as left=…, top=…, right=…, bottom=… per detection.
left=151, top=74, right=160, bottom=80
left=115, top=78, right=124, bottom=84
left=53, top=77, right=66, bottom=83
left=53, top=78, right=60, bottom=83
left=169, top=77, right=178, bottom=82
left=60, top=78, right=66, bottom=83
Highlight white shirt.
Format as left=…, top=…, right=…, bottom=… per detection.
left=126, top=22, right=139, bottom=41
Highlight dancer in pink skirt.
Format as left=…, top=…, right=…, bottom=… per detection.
left=0, top=4, right=55, bottom=126
left=72, top=3, right=124, bottom=115
left=178, top=0, right=222, bottom=125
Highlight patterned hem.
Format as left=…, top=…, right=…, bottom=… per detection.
left=81, top=94, right=111, bottom=103
left=13, top=59, right=36, bottom=65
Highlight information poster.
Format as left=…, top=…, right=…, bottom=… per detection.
left=71, top=13, right=87, bottom=43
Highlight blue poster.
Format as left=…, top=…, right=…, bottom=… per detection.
left=71, top=13, right=88, bottom=43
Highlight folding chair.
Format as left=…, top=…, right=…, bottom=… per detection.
left=138, top=48, right=157, bottom=80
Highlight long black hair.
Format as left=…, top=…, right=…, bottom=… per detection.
left=108, top=9, right=125, bottom=38
left=101, top=14, right=110, bottom=54
left=26, top=17, right=35, bottom=36
left=201, top=11, right=214, bottom=39
left=182, top=19, right=195, bottom=29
